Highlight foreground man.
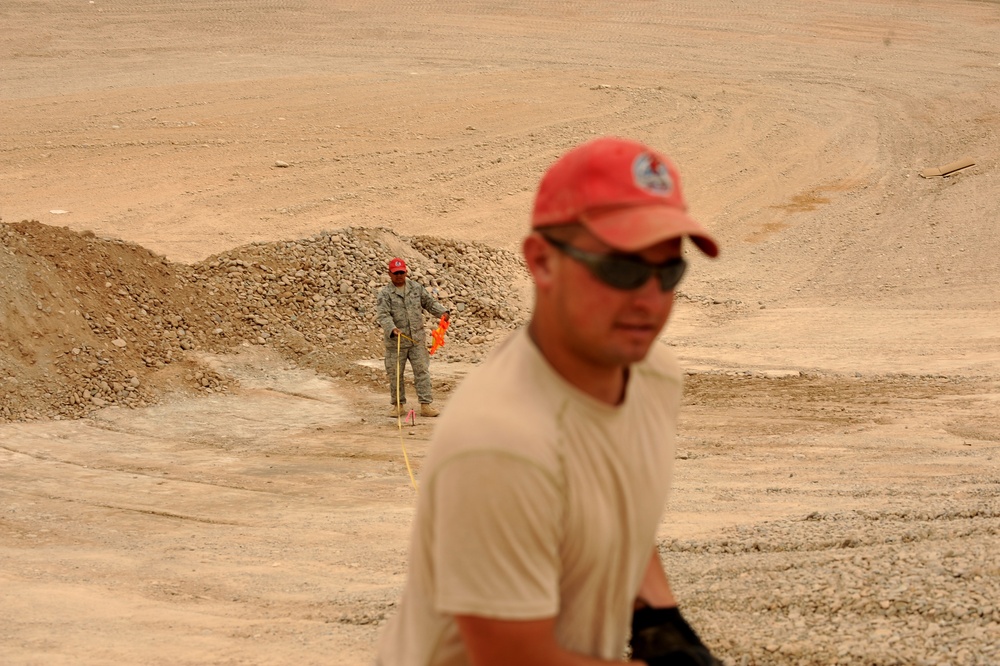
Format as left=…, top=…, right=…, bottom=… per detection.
left=376, top=257, right=450, bottom=418
left=376, top=137, right=721, bottom=665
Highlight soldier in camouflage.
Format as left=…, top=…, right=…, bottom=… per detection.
left=376, top=257, right=450, bottom=418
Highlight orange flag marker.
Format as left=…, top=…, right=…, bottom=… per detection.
left=429, top=315, right=450, bottom=355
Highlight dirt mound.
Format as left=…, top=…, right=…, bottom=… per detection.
left=0, top=221, right=529, bottom=423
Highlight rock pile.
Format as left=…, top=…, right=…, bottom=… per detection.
left=195, top=227, right=528, bottom=356
left=663, top=502, right=999, bottom=666
left=1, top=221, right=224, bottom=422
left=0, top=221, right=528, bottom=423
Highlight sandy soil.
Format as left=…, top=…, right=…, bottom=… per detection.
left=2, top=1, right=999, bottom=664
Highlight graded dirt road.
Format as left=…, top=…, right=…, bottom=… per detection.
left=2, top=2, right=999, bottom=665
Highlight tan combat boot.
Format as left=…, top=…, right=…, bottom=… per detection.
left=388, top=403, right=407, bottom=417
left=419, top=403, right=440, bottom=418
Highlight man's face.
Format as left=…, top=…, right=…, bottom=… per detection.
left=533, top=228, right=682, bottom=369
left=390, top=270, right=407, bottom=287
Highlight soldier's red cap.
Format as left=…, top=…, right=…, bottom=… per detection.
left=388, top=257, right=407, bottom=272
left=531, top=137, right=718, bottom=257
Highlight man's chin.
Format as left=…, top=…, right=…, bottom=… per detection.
left=610, top=331, right=658, bottom=363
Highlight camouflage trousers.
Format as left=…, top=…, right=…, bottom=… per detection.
left=385, top=342, right=433, bottom=406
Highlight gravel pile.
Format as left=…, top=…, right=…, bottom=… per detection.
left=0, top=221, right=528, bottom=422
left=1, top=222, right=237, bottom=421
left=195, top=227, right=527, bottom=355
left=663, top=500, right=1000, bottom=666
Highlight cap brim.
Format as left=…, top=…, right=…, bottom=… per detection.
left=581, top=204, right=719, bottom=257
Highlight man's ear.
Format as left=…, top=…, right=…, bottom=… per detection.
left=523, top=234, right=556, bottom=290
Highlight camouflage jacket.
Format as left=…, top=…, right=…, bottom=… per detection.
left=375, top=279, right=448, bottom=348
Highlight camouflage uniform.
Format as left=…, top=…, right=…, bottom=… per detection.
left=376, top=279, right=448, bottom=406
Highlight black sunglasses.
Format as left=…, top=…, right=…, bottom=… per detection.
left=542, top=235, right=687, bottom=292
left=391, top=271, right=406, bottom=276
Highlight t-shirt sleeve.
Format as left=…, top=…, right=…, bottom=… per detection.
left=429, top=451, right=563, bottom=620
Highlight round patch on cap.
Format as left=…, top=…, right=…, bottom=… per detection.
left=632, top=153, right=673, bottom=196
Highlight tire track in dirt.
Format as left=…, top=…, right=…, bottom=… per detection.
left=5, top=488, right=248, bottom=527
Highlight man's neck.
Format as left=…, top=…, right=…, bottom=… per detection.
left=527, top=321, right=627, bottom=406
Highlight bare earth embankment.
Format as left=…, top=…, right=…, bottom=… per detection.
left=2, top=1, right=999, bottom=665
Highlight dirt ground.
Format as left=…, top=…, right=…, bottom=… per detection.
left=2, top=1, right=999, bottom=665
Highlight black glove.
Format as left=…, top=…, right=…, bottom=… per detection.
left=630, top=606, right=721, bottom=666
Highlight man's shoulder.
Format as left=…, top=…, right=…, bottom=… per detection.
left=447, top=332, right=547, bottom=407
left=404, top=279, right=424, bottom=290
left=431, top=331, right=562, bottom=460
left=635, top=341, right=683, bottom=387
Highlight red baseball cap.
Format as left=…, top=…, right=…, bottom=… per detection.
left=531, top=137, right=719, bottom=257
left=388, top=257, right=407, bottom=272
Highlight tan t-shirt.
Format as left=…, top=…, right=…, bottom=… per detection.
left=376, top=328, right=682, bottom=665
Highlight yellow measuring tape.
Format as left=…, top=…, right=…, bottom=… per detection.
left=394, top=331, right=419, bottom=491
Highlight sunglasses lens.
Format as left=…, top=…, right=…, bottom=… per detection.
left=593, top=258, right=651, bottom=290
left=591, top=257, right=686, bottom=292
left=543, top=236, right=686, bottom=292
left=658, top=261, right=686, bottom=291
